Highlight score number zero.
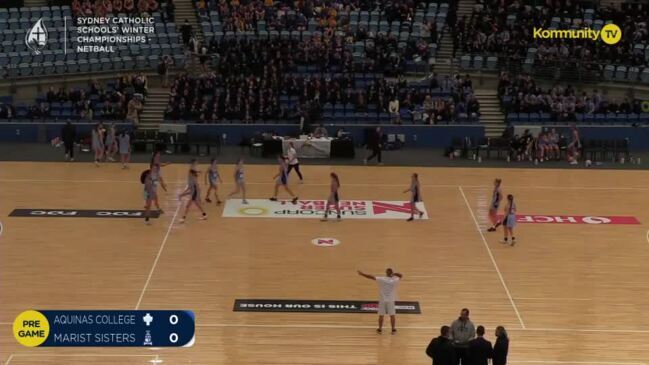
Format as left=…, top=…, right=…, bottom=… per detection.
left=169, top=314, right=178, bottom=344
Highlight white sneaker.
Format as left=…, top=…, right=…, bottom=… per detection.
left=499, top=239, right=508, bottom=244
left=570, top=160, right=578, bottom=165
left=200, top=214, right=208, bottom=220
left=108, top=157, right=115, bottom=162
left=145, top=220, right=151, bottom=225
left=178, top=218, right=186, bottom=224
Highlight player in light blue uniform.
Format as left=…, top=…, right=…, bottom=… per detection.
left=148, top=164, right=167, bottom=214
left=143, top=170, right=154, bottom=225
left=487, top=178, right=503, bottom=232
left=179, top=168, right=207, bottom=223
left=270, top=156, right=298, bottom=204
left=227, top=157, right=248, bottom=204
left=204, top=158, right=223, bottom=205
left=403, top=173, right=424, bottom=221
left=501, top=194, right=517, bottom=246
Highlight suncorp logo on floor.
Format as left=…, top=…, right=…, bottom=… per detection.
left=533, top=24, right=622, bottom=45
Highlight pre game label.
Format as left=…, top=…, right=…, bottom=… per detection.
left=13, top=310, right=195, bottom=347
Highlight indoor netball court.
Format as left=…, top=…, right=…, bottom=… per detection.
left=1, top=161, right=649, bottom=365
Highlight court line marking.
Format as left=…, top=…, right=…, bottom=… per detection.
left=193, top=323, right=649, bottom=334
left=4, top=354, right=13, bottom=365
left=134, top=202, right=182, bottom=310
left=512, top=362, right=646, bottom=365
left=2, top=178, right=649, bottom=191
left=515, top=297, right=592, bottom=301
left=458, top=186, right=526, bottom=329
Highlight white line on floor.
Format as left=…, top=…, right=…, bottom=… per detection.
left=135, top=202, right=182, bottom=310
left=459, top=185, right=526, bottom=329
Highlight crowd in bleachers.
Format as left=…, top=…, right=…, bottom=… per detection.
left=499, top=72, right=646, bottom=124
left=0, top=74, right=147, bottom=122
left=71, top=0, right=159, bottom=17
left=164, top=71, right=479, bottom=124
left=201, top=0, right=429, bottom=33
left=453, top=0, right=649, bottom=68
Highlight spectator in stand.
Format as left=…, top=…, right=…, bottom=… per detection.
left=493, top=326, right=509, bottom=365
left=181, top=19, right=193, bottom=46
left=158, top=55, right=173, bottom=87
left=450, top=308, right=475, bottom=364
left=126, top=96, right=143, bottom=125
left=389, top=96, right=400, bottom=124
left=426, top=325, right=456, bottom=365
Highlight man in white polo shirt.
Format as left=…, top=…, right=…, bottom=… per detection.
left=358, top=268, right=403, bottom=334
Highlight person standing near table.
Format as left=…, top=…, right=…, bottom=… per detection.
left=61, top=121, right=76, bottom=162
left=286, top=141, right=303, bottom=182
left=364, top=126, right=383, bottom=165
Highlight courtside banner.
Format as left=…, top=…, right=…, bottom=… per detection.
left=497, top=214, right=640, bottom=225
left=223, top=200, right=428, bottom=220
left=9, top=209, right=160, bottom=219
left=233, top=299, right=421, bottom=314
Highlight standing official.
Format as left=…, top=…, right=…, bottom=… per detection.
left=467, top=326, right=493, bottom=365
left=364, top=126, right=384, bottom=165
left=426, top=325, right=456, bottom=365
left=286, top=141, right=303, bottom=182
left=493, top=326, right=509, bottom=365
left=450, top=308, right=476, bottom=364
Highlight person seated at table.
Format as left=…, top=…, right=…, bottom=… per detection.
left=313, top=124, right=329, bottom=138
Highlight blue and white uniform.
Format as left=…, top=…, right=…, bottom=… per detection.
left=143, top=173, right=153, bottom=201
left=188, top=173, right=200, bottom=201
left=235, top=166, right=245, bottom=185
left=208, top=166, right=219, bottom=187
left=505, top=201, right=517, bottom=228
left=411, top=182, right=421, bottom=202
left=491, top=187, right=502, bottom=210
left=277, top=164, right=288, bottom=186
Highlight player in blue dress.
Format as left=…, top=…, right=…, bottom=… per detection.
left=148, top=163, right=167, bottom=214
left=501, top=194, right=517, bottom=246
left=227, top=157, right=248, bottom=204
left=143, top=170, right=154, bottom=225
left=487, top=178, right=503, bottom=232
left=178, top=168, right=207, bottom=223
left=403, top=173, right=424, bottom=221
left=322, top=172, right=341, bottom=221
left=204, top=158, right=223, bottom=205
left=270, top=156, right=298, bottom=204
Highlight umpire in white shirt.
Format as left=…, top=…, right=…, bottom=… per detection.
left=286, top=141, right=303, bottom=182
left=358, top=268, right=403, bottom=334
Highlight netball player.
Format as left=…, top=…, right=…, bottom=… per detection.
left=118, top=130, right=131, bottom=169
left=403, top=173, right=424, bottom=221
left=91, top=124, right=104, bottom=166
left=227, top=157, right=248, bottom=204
left=149, top=163, right=167, bottom=214
left=104, top=123, right=117, bottom=162
left=204, top=158, right=223, bottom=204
left=567, top=125, right=581, bottom=165
left=487, top=178, right=503, bottom=232
left=143, top=170, right=154, bottom=225
left=286, top=141, right=304, bottom=182
left=270, top=156, right=298, bottom=204
left=548, top=128, right=560, bottom=160
left=322, top=172, right=341, bottom=221
left=178, top=168, right=207, bottom=223
left=501, top=194, right=517, bottom=246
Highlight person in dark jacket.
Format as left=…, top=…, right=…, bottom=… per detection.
left=467, top=326, right=493, bottom=365
left=493, top=326, right=509, bottom=365
left=61, top=121, right=76, bottom=161
left=364, top=126, right=383, bottom=165
left=426, top=325, right=456, bottom=365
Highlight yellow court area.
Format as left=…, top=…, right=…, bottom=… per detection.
left=1, top=161, right=649, bottom=365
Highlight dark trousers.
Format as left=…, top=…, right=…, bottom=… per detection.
left=367, top=146, right=382, bottom=163
left=64, top=141, right=74, bottom=159
left=287, top=163, right=303, bottom=180
left=454, top=347, right=467, bottom=365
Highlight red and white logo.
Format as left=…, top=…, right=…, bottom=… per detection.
left=498, top=215, right=640, bottom=225
left=311, top=238, right=341, bottom=247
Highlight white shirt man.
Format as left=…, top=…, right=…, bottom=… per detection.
left=285, top=141, right=303, bottom=181
left=358, top=268, right=403, bottom=334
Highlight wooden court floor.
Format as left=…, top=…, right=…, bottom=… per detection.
left=1, top=161, right=649, bottom=365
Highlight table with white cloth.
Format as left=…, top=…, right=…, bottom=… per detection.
left=282, top=137, right=332, bottom=158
